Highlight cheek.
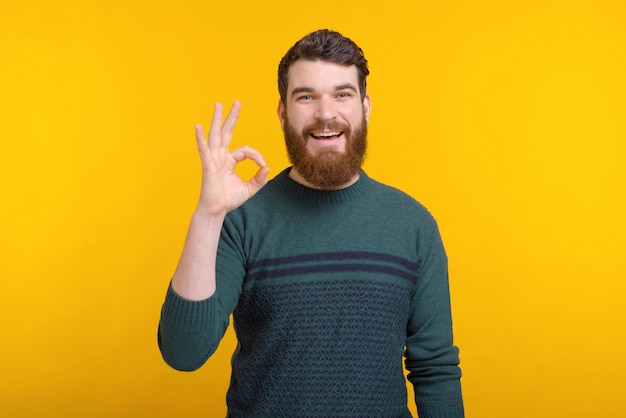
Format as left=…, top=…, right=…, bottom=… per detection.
left=343, top=104, right=365, bottom=121
left=345, top=111, right=364, bottom=127
left=287, top=111, right=310, bottom=131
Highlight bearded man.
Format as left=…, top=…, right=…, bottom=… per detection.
left=158, top=29, right=464, bottom=418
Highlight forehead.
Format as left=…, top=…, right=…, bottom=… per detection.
left=287, top=59, right=359, bottom=92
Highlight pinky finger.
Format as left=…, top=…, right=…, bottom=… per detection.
left=195, top=124, right=207, bottom=151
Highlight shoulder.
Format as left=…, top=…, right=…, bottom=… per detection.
left=366, top=175, right=438, bottom=226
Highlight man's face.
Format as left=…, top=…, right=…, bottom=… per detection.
left=278, top=59, right=371, bottom=189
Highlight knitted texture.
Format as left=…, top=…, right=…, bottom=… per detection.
left=159, top=168, right=464, bottom=417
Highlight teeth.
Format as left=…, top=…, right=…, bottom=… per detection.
left=312, top=132, right=341, bottom=138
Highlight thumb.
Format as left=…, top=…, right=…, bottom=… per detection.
left=247, top=166, right=270, bottom=196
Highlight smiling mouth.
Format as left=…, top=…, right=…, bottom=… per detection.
left=310, top=131, right=343, bottom=140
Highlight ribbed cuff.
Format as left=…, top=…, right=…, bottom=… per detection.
left=160, top=283, right=216, bottom=334
left=418, top=402, right=465, bottom=418
left=158, top=283, right=220, bottom=371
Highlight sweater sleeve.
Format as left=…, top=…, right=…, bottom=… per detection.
left=157, top=284, right=225, bottom=371
left=157, top=213, right=247, bottom=371
left=405, top=221, right=464, bottom=418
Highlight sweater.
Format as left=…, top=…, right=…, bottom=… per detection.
left=158, top=168, right=464, bottom=418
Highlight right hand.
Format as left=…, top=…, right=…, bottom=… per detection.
left=195, top=101, right=269, bottom=217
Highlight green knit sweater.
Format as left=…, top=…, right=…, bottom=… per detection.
left=158, top=168, right=464, bottom=418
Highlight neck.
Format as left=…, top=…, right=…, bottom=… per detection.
left=288, top=167, right=360, bottom=190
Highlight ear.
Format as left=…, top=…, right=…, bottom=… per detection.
left=277, top=100, right=286, bottom=132
left=362, top=94, right=372, bottom=123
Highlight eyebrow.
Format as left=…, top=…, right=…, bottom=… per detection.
left=290, top=83, right=358, bottom=98
left=290, top=86, right=315, bottom=98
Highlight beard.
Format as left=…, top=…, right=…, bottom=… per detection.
left=283, top=114, right=368, bottom=189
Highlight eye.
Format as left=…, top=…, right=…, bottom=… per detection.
left=337, top=91, right=353, bottom=99
left=298, top=94, right=313, bottom=101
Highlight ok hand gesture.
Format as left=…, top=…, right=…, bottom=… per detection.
left=195, top=101, right=269, bottom=217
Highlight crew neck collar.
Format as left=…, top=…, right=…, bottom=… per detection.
left=273, top=167, right=372, bottom=204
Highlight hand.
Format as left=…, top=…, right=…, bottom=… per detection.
left=195, top=101, right=269, bottom=217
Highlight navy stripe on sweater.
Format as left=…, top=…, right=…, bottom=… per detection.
left=245, top=251, right=418, bottom=285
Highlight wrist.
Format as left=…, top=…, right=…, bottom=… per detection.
left=191, top=208, right=226, bottom=226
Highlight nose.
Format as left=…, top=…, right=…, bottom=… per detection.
left=314, top=96, right=337, bottom=121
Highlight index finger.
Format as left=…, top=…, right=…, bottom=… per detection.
left=230, top=145, right=267, bottom=168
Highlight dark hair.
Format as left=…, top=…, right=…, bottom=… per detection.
left=278, top=29, right=369, bottom=104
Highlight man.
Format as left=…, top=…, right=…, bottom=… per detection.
left=158, top=29, right=464, bottom=417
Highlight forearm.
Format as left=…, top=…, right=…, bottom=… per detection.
left=159, top=209, right=237, bottom=370
left=406, top=221, right=464, bottom=416
left=406, top=311, right=464, bottom=417
left=171, top=209, right=226, bottom=301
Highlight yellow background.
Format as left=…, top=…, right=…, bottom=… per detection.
left=1, top=0, right=625, bottom=417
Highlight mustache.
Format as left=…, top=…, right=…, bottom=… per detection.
left=302, top=121, right=350, bottom=136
